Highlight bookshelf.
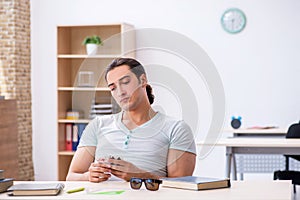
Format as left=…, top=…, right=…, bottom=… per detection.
left=57, top=23, right=135, bottom=180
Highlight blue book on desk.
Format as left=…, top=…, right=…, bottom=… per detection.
left=161, top=176, right=230, bottom=190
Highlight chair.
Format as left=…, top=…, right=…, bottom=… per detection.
left=273, top=121, right=300, bottom=193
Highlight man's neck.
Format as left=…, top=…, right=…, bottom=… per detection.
left=122, top=105, right=156, bottom=129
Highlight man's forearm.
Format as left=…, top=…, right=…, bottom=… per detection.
left=66, top=171, right=89, bottom=181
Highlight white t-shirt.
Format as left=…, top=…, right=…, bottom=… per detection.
left=78, top=111, right=196, bottom=177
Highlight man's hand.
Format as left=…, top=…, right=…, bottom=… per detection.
left=88, top=158, right=112, bottom=182
left=108, top=158, right=156, bottom=181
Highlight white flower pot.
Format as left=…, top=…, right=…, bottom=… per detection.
left=86, top=44, right=98, bottom=55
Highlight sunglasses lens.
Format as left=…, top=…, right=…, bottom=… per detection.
left=145, top=179, right=160, bottom=191
left=130, top=178, right=142, bottom=190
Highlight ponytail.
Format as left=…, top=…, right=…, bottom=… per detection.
left=146, top=84, right=154, bottom=105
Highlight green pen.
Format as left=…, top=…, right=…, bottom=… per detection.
left=67, top=187, right=85, bottom=194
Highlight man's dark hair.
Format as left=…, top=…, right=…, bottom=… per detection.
left=105, top=58, right=154, bottom=104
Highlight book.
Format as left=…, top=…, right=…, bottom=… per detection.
left=247, top=126, right=279, bottom=129
left=77, top=123, right=86, bottom=138
left=92, top=104, right=112, bottom=109
left=65, top=123, right=72, bottom=151
left=7, top=183, right=64, bottom=196
left=161, top=176, right=230, bottom=190
left=90, top=109, right=112, bottom=114
left=0, top=170, right=4, bottom=180
left=0, top=178, right=13, bottom=193
left=72, top=124, right=79, bottom=151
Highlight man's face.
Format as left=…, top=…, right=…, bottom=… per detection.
left=106, top=65, right=144, bottom=111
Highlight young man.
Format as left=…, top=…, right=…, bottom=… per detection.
left=66, top=58, right=196, bottom=182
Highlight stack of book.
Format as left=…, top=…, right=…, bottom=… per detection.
left=0, top=170, right=13, bottom=193
left=89, top=103, right=113, bottom=119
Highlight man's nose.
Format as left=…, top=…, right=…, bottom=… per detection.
left=116, top=85, right=126, bottom=97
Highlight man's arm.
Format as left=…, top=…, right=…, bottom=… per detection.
left=108, top=159, right=160, bottom=181
left=167, top=149, right=196, bottom=177
left=108, top=149, right=195, bottom=180
left=66, top=146, right=95, bottom=181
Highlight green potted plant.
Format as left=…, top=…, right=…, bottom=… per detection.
left=82, top=35, right=102, bottom=55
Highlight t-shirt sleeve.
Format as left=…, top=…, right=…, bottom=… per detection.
left=77, top=117, right=99, bottom=147
left=169, top=120, right=197, bottom=155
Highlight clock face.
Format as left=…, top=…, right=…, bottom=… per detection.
left=221, top=8, right=246, bottom=34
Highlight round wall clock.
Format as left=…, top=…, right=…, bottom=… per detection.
left=221, top=8, right=246, bottom=34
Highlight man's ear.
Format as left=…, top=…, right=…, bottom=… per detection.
left=140, top=74, right=148, bottom=87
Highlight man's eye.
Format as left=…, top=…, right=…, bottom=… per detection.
left=121, top=79, right=130, bottom=85
left=110, top=87, right=115, bottom=91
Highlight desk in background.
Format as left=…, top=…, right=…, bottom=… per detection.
left=0, top=180, right=292, bottom=200
left=227, top=128, right=290, bottom=180
left=228, top=128, right=287, bottom=137
left=198, top=137, right=300, bottom=180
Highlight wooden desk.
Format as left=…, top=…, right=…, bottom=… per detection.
left=224, top=128, right=287, bottom=137
left=222, top=128, right=288, bottom=180
left=0, top=180, right=292, bottom=200
left=198, top=138, right=300, bottom=180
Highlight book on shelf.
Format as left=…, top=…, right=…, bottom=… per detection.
left=72, top=124, right=79, bottom=151
left=90, top=109, right=113, bottom=114
left=7, top=183, right=65, bottom=196
left=161, top=176, right=230, bottom=191
left=89, top=102, right=115, bottom=119
left=77, top=123, right=86, bottom=138
left=65, top=123, right=72, bottom=151
left=92, top=103, right=113, bottom=109
left=65, top=123, right=87, bottom=151
left=89, top=111, right=112, bottom=119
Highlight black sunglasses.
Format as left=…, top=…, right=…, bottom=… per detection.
left=130, top=177, right=162, bottom=191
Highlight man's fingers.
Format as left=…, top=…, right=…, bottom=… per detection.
left=108, top=158, right=123, bottom=166
left=90, top=172, right=111, bottom=182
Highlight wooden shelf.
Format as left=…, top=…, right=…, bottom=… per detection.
left=58, top=119, right=91, bottom=123
left=57, top=23, right=135, bottom=181
left=57, top=54, right=122, bottom=59
left=58, top=151, right=75, bottom=156
left=58, top=87, right=110, bottom=91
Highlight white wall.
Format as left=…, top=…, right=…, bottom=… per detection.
left=31, top=0, right=300, bottom=180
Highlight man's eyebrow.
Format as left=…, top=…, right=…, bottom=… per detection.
left=107, top=82, right=114, bottom=88
left=107, top=75, right=130, bottom=87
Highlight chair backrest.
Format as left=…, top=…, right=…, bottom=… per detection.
left=286, top=121, right=300, bottom=138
